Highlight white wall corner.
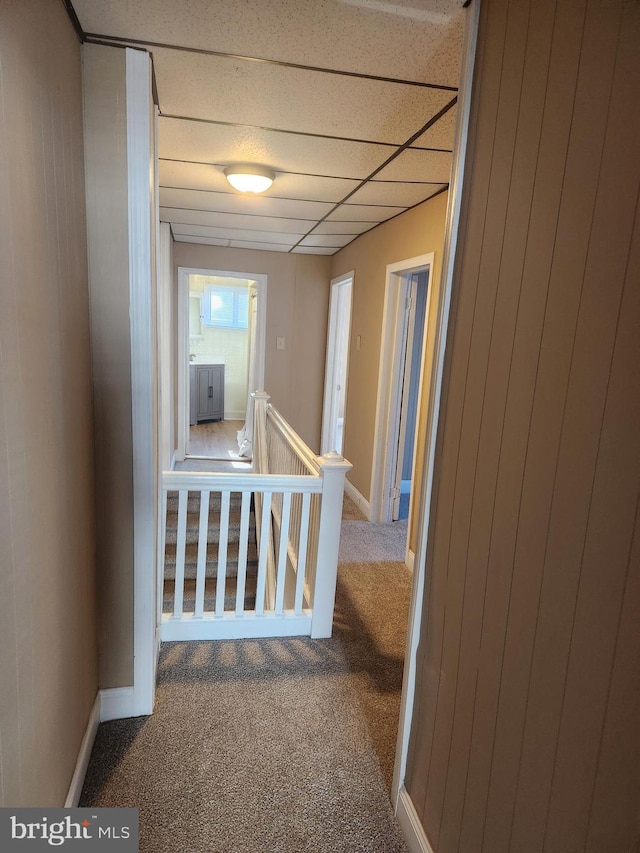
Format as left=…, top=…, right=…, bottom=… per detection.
left=100, top=686, right=136, bottom=723
left=406, top=548, right=415, bottom=573
left=343, top=478, right=371, bottom=520
left=64, top=694, right=101, bottom=807
left=396, top=787, right=435, bottom=853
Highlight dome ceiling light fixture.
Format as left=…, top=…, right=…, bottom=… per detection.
left=223, top=164, right=275, bottom=194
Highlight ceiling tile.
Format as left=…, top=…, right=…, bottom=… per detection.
left=158, top=116, right=395, bottom=180
left=159, top=186, right=334, bottom=220
left=159, top=160, right=360, bottom=202
left=374, top=149, right=452, bottom=182
left=311, top=221, right=374, bottom=236
left=347, top=181, right=447, bottom=207
left=166, top=210, right=316, bottom=234
left=171, top=224, right=305, bottom=243
left=413, top=103, right=458, bottom=150
left=153, top=47, right=454, bottom=145
left=229, top=241, right=294, bottom=252
left=292, top=246, right=338, bottom=255
left=173, top=235, right=230, bottom=246
left=74, top=0, right=464, bottom=86
left=327, top=203, right=406, bottom=223
left=298, top=234, right=355, bottom=248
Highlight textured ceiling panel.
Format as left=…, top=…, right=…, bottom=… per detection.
left=298, top=234, right=356, bottom=248
left=311, top=220, right=375, bottom=236
left=374, top=148, right=453, bottom=182
left=229, top=241, right=296, bottom=252
left=158, top=117, right=394, bottom=180
left=291, top=246, right=337, bottom=255
left=154, top=48, right=454, bottom=144
left=171, top=224, right=305, bottom=244
left=173, top=234, right=230, bottom=246
left=327, top=204, right=406, bottom=222
left=347, top=181, right=447, bottom=207
left=73, top=0, right=464, bottom=86
left=161, top=209, right=316, bottom=236
left=159, top=160, right=360, bottom=202
left=413, top=102, right=458, bottom=149
left=159, top=187, right=334, bottom=220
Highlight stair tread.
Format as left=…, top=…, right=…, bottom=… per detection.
left=165, top=509, right=255, bottom=529
left=162, top=577, right=257, bottom=614
left=164, top=540, right=259, bottom=580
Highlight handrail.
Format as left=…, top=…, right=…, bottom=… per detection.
left=162, top=470, right=323, bottom=493
left=265, top=405, right=321, bottom=476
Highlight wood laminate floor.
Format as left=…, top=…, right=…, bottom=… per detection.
left=188, top=419, right=246, bottom=459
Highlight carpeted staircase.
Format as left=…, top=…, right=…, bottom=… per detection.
left=163, top=490, right=259, bottom=612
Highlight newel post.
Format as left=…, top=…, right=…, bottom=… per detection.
left=251, top=390, right=270, bottom=474
left=311, top=451, right=352, bottom=639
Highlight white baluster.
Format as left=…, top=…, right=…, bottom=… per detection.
left=215, top=490, right=230, bottom=616
left=195, top=490, right=210, bottom=618
left=174, top=489, right=188, bottom=618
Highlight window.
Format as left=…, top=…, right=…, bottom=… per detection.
left=203, top=285, right=249, bottom=329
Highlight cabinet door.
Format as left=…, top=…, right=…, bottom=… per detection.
left=209, top=364, right=224, bottom=420
left=196, top=366, right=213, bottom=420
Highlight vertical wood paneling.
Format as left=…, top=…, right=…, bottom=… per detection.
left=438, top=2, right=558, bottom=849
left=422, top=1, right=533, bottom=846
left=405, top=0, right=511, bottom=820
left=404, top=1, right=640, bottom=851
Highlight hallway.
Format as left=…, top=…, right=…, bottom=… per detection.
left=80, top=498, right=412, bottom=851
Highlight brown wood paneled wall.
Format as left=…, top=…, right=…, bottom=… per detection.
left=404, top=1, right=640, bottom=851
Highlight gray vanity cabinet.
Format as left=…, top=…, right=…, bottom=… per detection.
left=190, top=363, right=224, bottom=424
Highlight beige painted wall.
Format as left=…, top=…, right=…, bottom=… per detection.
left=83, top=43, right=134, bottom=689
left=331, top=191, right=448, bottom=544
left=405, top=2, right=640, bottom=851
left=0, top=0, right=98, bottom=805
left=173, top=244, right=331, bottom=451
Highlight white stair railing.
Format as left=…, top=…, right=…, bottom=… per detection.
left=160, top=392, right=351, bottom=642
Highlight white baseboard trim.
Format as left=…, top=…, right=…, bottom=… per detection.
left=396, top=786, right=435, bottom=853
left=224, top=411, right=245, bottom=421
left=344, top=478, right=370, bottom=520
left=64, top=694, right=101, bottom=807
left=100, top=686, right=136, bottom=722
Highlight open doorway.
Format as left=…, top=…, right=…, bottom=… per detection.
left=392, top=270, right=429, bottom=522
left=321, top=272, right=353, bottom=455
left=177, top=267, right=266, bottom=463
left=370, top=253, right=435, bottom=539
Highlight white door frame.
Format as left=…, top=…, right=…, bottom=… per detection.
left=176, top=267, right=267, bottom=461
left=370, top=253, right=434, bottom=525
left=392, top=0, right=481, bottom=828
left=321, top=271, right=354, bottom=455
left=392, top=272, right=420, bottom=522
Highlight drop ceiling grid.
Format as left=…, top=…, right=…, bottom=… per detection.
left=152, top=47, right=456, bottom=145
left=157, top=116, right=400, bottom=180
left=348, top=181, right=449, bottom=207
left=167, top=211, right=321, bottom=234
left=73, top=0, right=465, bottom=86
left=74, top=0, right=464, bottom=253
left=159, top=161, right=362, bottom=201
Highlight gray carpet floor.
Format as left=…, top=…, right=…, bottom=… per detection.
left=80, top=496, right=412, bottom=852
